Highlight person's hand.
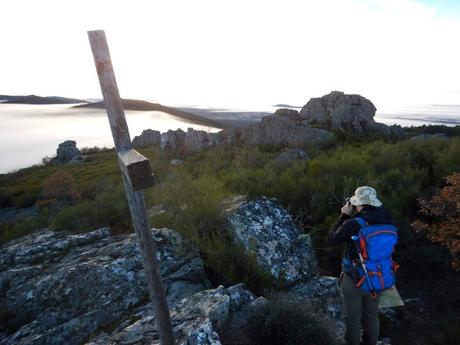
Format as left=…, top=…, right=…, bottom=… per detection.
left=341, top=202, right=354, bottom=216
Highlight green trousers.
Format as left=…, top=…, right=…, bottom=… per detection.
left=340, top=273, right=379, bottom=345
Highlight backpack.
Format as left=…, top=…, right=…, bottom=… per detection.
left=342, top=217, right=399, bottom=295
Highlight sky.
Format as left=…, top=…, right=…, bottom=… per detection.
left=1, top=0, right=459, bottom=109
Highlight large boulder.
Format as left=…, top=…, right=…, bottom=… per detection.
left=241, top=115, right=335, bottom=147
left=85, top=284, right=257, bottom=345
left=227, top=197, right=317, bottom=284
left=300, top=91, right=390, bottom=134
left=56, top=140, right=81, bottom=162
left=132, top=129, right=161, bottom=147
left=0, top=228, right=210, bottom=345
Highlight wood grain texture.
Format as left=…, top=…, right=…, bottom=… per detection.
left=88, top=30, right=132, bottom=151
left=88, top=30, right=175, bottom=345
left=118, top=149, right=155, bottom=191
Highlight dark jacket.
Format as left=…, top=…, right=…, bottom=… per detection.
left=328, top=205, right=395, bottom=262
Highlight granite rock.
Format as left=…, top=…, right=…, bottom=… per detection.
left=300, top=91, right=391, bottom=134
left=0, top=228, right=209, bottom=345
left=132, top=129, right=161, bottom=147
left=241, top=115, right=335, bottom=147
left=85, top=284, right=256, bottom=345
left=227, top=197, right=317, bottom=284
left=56, top=140, right=81, bottom=162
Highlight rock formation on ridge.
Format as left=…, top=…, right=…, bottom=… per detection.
left=56, top=140, right=82, bottom=163
left=300, top=91, right=391, bottom=134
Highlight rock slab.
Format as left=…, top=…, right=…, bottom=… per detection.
left=0, top=228, right=209, bottom=345
left=228, top=197, right=317, bottom=284
left=85, top=284, right=256, bottom=345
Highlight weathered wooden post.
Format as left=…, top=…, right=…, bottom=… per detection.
left=87, top=30, right=175, bottom=345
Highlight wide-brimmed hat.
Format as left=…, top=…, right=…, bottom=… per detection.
left=349, top=186, right=382, bottom=207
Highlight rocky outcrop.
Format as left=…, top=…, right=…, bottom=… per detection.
left=134, top=127, right=226, bottom=153
left=132, top=129, right=161, bottom=147
left=300, top=91, right=391, bottom=134
left=160, top=129, right=186, bottom=151
left=130, top=92, right=397, bottom=154
left=184, top=128, right=213, bottom=153
left=0, top=228, right=209, bottom=345
left=56, top=140, right=82, bottom=162
left=228, top=197, right=317, bottom=284
left=240, top=115, right=335, bottom=147
left=86, top=284, right=256, bottom=345
left=227, top=197, right=346, bottom=343
left=275, top=148, right=309, bottom=163
left=274, top=108, right=300, bottom=119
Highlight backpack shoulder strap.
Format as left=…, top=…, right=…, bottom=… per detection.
left=354, top=217, right=367, bottom=228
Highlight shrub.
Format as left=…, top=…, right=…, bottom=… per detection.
left=0, top=215, right=48, bottom=246
left=243, top=298, right=336, bottom=345
left=413, top=172, right=460, bottom=270
left=39, top=170, right=81, bottom=217
left=50, top=183, right=131, bottom=233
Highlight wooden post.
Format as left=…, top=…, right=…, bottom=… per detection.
left=88, top=30, right=175, bottom=345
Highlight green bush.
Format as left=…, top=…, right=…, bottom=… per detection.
left=50, top=183, right=131, bottom=233
left=2, top=137, right=460, bottom=285
left=148, top=169, right=276, bottom=293
left=0, top=215, right=48, bottom=246
left=243, top=298, right=336, bottom=345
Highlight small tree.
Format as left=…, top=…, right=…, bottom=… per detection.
left=413, top=172, right=460, bottom=270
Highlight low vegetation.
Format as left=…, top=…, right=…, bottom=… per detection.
left=220, top=298, right=336, bottom=345
left=2, top=135, right=460, bottom=280
left=1, top=126, right=460, bottom=344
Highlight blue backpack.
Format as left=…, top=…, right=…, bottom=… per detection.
left=343, top=217, right=399, bottom=295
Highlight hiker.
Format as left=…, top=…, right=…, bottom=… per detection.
left=328, top=186, right=396, bottom=345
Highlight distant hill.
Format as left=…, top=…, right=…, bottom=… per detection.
left=75, top=99, right=227, bottom=129
left=0, top=95, right=87, bottom=104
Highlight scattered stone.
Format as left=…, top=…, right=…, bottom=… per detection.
left=56, top=140, right=82, bottom=163
left=300, top=91, right=391, bottom=134
left=169, top=159, right=184, bottom=166
left=275, top=148, right=309, bottom=163
left=132, top=129, right=161, bottom=147
left=227, top=197, right=317, bottom=284
left=148, top=205, right=166, bottom=217
left=0, top=228, right=210, bottom=345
